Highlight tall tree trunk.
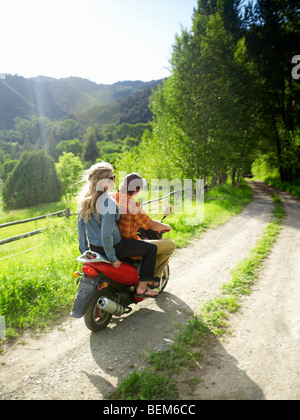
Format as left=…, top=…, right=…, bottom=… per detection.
left=231, top=167, right=236, bottom=186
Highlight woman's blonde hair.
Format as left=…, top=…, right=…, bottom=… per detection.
left=78, top=161, right=114, bottom=222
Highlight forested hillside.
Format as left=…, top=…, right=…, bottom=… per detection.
left=0, top=75, right=161, bottom=129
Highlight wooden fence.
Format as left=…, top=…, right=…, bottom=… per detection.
left=0, top=208, right=72, bottom=246
left=0, top=188, right=190, bottom=247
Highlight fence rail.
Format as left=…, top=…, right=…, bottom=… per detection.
left=0, top=229, right=47, bottom=246
left=0, top=208, right=72, bottom=246
left=0, top=208, right=71, bottom=229
left=142, top=188, right=187, bottom=205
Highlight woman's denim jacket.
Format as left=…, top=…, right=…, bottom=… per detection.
left=77, top=193, right=121, bottom=263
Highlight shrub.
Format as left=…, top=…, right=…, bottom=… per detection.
left=3, top=150, right=62, bottom=209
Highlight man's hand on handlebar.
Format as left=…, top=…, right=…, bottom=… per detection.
left=160, top=224, right=171, bottom=232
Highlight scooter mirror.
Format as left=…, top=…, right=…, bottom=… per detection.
left=161, top=205, right=172, bottom=221
left=164, top=205, right=172, bottom=217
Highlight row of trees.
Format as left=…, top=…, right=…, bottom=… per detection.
left=117, top=0, right=300, bottom=186
left=0, top=118, right=150, bottom=181
left=81, top=123, right=150, bottom=165
left=0, top=116, right=150, bottom=157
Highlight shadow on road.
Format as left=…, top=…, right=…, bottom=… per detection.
left=87, top=291, right=194, bottom=396
left=177, top=334, right=265, bottom=400
left=86, top=290, right=265, bottom=400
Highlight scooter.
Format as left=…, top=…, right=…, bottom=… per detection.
left=70, top=206, right=172, bottom=332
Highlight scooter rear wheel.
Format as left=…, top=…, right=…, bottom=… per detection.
left=84, top=290, right=113, bottom=332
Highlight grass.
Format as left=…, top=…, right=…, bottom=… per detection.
left=0, top=196, right=78, bottom=258
left=263, top=176, right=300, bottom=199
left=0, top=181, right=252, bottom=344
left=0, top=216, right=81, bottom=340
left=110, top=194, right=285, bottom=400
left=0, top=195, right=78, bottom=224
left=146, top=181, right=253, bottom=248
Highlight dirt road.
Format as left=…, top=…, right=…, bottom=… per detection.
left=0, top=181, right=299, bottom=400
left=179, top=183, right=300, bottom=400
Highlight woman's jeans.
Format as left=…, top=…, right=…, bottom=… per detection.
left=91, top=238, right=157, bottom=281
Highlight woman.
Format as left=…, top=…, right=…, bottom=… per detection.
left=77, top=162, right=159, bottom=298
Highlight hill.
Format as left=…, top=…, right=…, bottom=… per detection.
left=0, top=75, right=162, bottom=130
left=75, top=83, right=159, bottom=127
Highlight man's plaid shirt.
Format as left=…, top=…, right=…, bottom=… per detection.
left=114, top=191, right=152, bottom=239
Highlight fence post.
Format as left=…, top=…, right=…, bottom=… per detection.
left=65, top=207, right=70, bottom=218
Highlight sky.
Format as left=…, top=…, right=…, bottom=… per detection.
left=0, top=0, right=199, bottom=85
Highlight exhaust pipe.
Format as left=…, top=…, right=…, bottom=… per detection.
left=97, top=297, right=126, bottom=316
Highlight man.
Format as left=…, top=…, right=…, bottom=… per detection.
left=114, top=173, right=175, bottom=279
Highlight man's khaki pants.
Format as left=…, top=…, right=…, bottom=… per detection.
left=144, top=238, right=175, bottom=278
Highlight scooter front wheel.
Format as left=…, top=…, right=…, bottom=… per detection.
left=84, top=290, right=113, bottom=332
left=159, top=264, right=170, bottom=293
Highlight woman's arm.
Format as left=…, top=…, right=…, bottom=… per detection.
left=77, top=213, right=89, bottom=254
left=101, top=211, right=118, bottom=264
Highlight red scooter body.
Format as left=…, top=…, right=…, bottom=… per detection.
left=82, top=261, right=139, bottom=286
left=71, top=206, right=172, bottom=332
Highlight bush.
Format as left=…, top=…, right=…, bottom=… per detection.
left=56, top=152, right=83, bottom=200
left=2, top=150, right=62, bottom=209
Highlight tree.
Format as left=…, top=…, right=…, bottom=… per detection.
left=52, top=119, right=79, bottom=142
left=45, top=129, right=57, bottom=160
left=197, top=0, right=242, bottom=39
left=245, top=0, right=300, bottom=181
left=29, top=117, right=50, bottom=146
left=146, top=2, right=260, bottom=185
left=56, top=138, right=83, bottom=157
left=56, top=152, right=83, bottom=200
left=3, top=150, right=62, bottom=209
left=82, top=126, right=100, bottom=163
left=1, top=159, right=18, bottom=181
